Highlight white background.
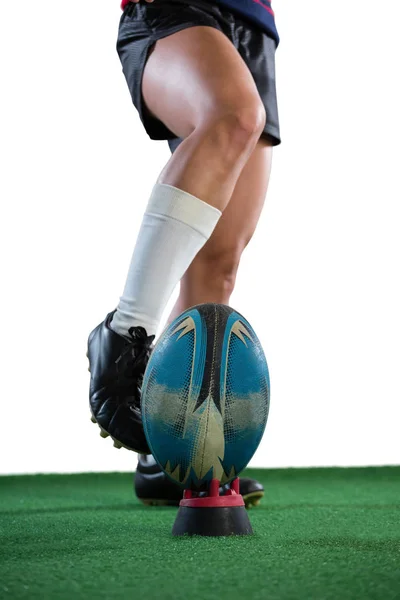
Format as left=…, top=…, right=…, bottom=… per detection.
left=1, top=0, right=399, bottom=475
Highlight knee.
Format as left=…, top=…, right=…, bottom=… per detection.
left=202, top=101, right=267, bottom=152
left=231, top=103, right=267, bottom=139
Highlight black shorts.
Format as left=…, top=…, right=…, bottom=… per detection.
left=116, top=0, right=281, bottom=154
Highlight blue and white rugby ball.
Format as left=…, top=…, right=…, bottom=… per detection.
left=141, top=303, right=270, bottom=489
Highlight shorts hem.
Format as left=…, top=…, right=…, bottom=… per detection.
left=262, top=128, right=281, bottom=146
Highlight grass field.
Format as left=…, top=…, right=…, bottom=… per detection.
left=1, top=466, right=399, bottom=600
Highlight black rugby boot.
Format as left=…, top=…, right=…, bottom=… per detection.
left=134, top=455, right=265, bottom=508
left=87, top=309, right=155, bottom=453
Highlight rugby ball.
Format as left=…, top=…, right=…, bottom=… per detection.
left=141, top=303, right=270, bottom=489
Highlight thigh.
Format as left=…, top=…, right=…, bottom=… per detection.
left=141, top=23, right=264, bottom=138
left=167, top=26, right=281, bottom=153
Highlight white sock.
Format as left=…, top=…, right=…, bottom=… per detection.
left=110, top=183, right=222, bottom=338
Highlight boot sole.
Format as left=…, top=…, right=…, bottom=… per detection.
left=87, top=351, right=138, bottom=453
left=138, top=491, right=264, bottom=509
left=242, top=491, right=264, bottom=508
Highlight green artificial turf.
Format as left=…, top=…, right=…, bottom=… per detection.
left=0, top=467, right=399, bottom=600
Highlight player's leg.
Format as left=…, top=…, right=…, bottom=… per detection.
left=88, top=24, right=267, bottom=452
left=110, top=24, right=266, bottom=340
left=167, top=136, right=273, bottom=322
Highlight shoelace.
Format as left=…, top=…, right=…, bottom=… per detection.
left=114, top=326, right=155, bottom=409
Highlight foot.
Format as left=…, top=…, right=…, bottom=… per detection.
left=134, top=455, right=264, bottom=508
left=87, top=309, right=155, bottom=453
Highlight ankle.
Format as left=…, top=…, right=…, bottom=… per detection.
left=110, top=306, right=157, bottom=339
